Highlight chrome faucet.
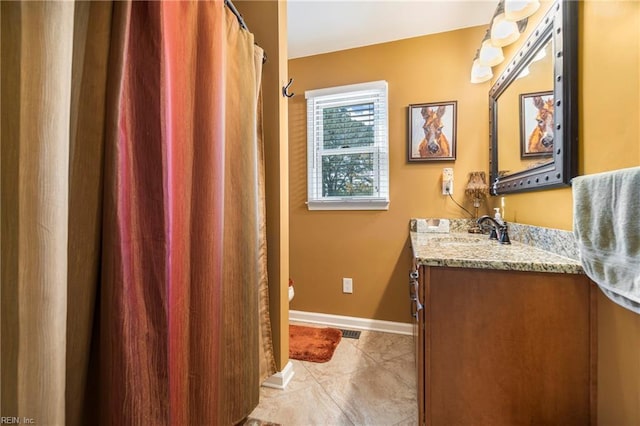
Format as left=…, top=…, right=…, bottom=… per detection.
left=477, top=215, right=511, bottom=245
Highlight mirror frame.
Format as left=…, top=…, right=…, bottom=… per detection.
left=489, top=0, right=578, bottom=195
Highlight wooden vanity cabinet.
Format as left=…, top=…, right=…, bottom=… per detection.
left=416, top=266, right=597, bottom=426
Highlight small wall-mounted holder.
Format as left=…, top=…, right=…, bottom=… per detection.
left=282, top=78, right=294, bottom=98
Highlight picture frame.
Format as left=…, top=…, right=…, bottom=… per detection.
left=519, top=91, right=554, bottom=158
left=408, top=101, right=457, bottom=162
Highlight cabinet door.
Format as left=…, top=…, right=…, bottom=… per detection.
left=424, top=267, right=595, bottom=426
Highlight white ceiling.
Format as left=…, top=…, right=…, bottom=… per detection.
left=287, top=0, right=499, bottom=59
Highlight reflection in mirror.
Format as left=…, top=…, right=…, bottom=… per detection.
left=489, top=0, right=578, bottom=195
left=496, top=35, right=553, bottom=175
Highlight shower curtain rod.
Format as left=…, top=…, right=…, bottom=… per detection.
left=225, top=0, right=248, bottom=31
left=224, top=0, right=267, bottom=64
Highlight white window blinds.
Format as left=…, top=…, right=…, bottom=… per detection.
left=305, top=81, right=389, bottom=211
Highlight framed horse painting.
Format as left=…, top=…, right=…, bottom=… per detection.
left=520, top=91, right=554, bottom=158
left=408, top=101, right=457, bottom=162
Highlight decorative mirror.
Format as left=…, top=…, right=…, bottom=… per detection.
left=489, top=0, right=578, bottom=195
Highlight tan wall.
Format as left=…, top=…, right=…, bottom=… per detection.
left=237, top=0, right=290, bottom=371
left=288, top=26, right=489, bottom=323
left=581, top=3, right=640, bottom=425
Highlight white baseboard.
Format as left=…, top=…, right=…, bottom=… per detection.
left=262, top=361, right=295, bottom=390
left=289, top=310, right=413, bottom=336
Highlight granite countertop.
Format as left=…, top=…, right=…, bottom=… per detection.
left=410, top=230, right=583, bottom=274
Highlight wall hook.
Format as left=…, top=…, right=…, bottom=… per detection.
left=282, top=78, right=295, bottom=98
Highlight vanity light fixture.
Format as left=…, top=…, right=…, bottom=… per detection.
left=490, top=13, right=521, bottom=47
left=515, top=65, right=530, bottom=79
left=531, top=46, right=546, bottom=62
left=504, top=0, right=540, bottom=22
left=470, top=0, right=533, bottom=84
left=478, top=39, right=504, bottom=67
left=470, top=57, right=493, bottom=84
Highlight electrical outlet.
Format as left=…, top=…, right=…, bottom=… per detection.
left=442, top=168, right=454, bottom=195
left=342, top=277, right=353, bottom=294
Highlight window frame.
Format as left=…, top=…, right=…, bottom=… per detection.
left=305, top=81, right=389, bottom=211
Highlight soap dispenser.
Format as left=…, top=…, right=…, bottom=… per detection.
left=493, top=207, right=504, bottom=225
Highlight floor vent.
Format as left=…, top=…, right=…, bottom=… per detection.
left=339, top=329, right=361, bottom=339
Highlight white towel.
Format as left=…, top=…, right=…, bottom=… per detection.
left=573, top=166, right=640, bottom=314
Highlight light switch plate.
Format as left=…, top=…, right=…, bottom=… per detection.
left=342, top=278, right=353, bottom=294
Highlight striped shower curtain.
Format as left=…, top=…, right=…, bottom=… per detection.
left=1, top=1, right=274, bottom=424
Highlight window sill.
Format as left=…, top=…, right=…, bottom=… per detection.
left=307, top=199, right=389, bottom=211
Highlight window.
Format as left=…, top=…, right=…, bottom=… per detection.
left=305, top=81, right=389, bottom=210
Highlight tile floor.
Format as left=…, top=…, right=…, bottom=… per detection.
left=248, top=322, right=418, bottom=426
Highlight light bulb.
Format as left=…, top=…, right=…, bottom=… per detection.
left=478, top=40, right=504, bottom=67
left=470, top=59, right=493, bottom=84
left=516, top=66, right=530, bottom=79
left=531, top=47, right=546, bottom=62
left=505, top=0, right=540, bottom=22
left=491, top=13, right=520, bottom=47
